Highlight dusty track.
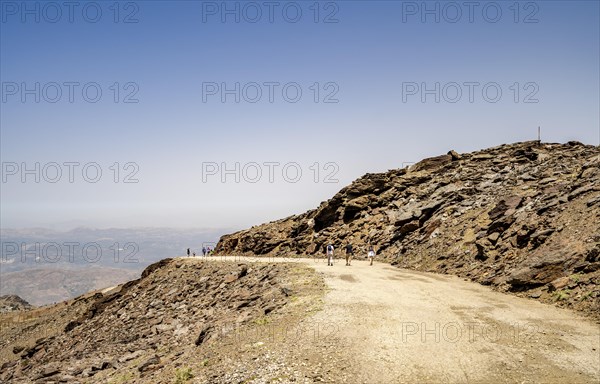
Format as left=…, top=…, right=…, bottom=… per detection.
left=194, top=256, right=600, bottom=383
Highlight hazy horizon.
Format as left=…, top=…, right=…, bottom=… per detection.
left=2, top=138, right=598, bottom=230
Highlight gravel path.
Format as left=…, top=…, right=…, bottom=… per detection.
left=199, top=256, right=600, bottom=383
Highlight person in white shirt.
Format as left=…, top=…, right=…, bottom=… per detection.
left=326, top=244, right=334, bottom=266
left=368, top=246, right=375, bottom=266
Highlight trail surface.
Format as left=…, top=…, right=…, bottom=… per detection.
left=193, top=256, right=600, bottom=383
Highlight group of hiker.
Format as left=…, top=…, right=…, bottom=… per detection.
left=186, top=247, right=214, bottom=257
left=185, top=244, right=378, bottom=265
left=326, top=243, right=377, bottom=267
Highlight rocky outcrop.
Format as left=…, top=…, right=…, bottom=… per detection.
left=215, top=141, right=600, bottom=318
left=0, top=259, right=301, bottom=382
left=0, top=296, right=32, bottom=313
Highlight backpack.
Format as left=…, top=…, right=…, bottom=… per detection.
left=327, top=245, right=333, bottom=252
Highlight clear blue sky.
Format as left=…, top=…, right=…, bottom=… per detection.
left=1, top=0, right=599, bottom=229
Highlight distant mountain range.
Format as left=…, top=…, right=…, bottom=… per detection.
left=0, top=227, right=231, bottom=305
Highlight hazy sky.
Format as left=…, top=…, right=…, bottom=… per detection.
left=1, top=0, right=599, bottom=230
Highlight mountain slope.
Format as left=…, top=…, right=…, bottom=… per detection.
left=0, top=258, right=325, bottom=383
left=215, top=141, right=600, bottom=317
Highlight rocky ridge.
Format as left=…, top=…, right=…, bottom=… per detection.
left=215, top=141, right=600, bottom=318
left=0, top=258, right=325, bottom=383
left=0, top=295, right=32, bottom=313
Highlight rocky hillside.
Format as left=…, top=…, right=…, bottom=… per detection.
left=0, top=296, right=32, bottom=313
left=215, top=141, right=600, bottom=318
left=0, top=258, right=325, bottom=383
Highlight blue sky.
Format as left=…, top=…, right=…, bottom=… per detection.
left=1, top=0, right=599, bottom=229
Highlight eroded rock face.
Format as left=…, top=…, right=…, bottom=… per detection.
left=215, top=141, right=600, bottom=317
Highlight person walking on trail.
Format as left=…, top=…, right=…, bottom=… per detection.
left=202, top=247, right=207, bottom=257
left=368, top=245, right=375, bottom=266
left=326, top=244, right=335, bottom=266
left=345, top=243, right=353, bottom=266
left=187, top=248, right=191, bottom=257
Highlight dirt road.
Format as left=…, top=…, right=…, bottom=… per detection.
left=196, top=256, right=600, bottom=383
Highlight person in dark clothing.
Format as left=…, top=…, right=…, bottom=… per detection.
left=202, top=247, right=207, bottom=256
left=187, top=248, right=191, bottom=257
left=345, top=244, right=353, bottom=266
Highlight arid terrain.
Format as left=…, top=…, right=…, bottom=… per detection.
left=1, top=256, right=598, bottom=383
left=1, top=141, right=598, bottom=383
left=215, top=141, right=600, bottom=319
left=0, top=258, right=326, bottom=383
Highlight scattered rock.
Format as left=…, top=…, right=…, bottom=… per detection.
left=448, top=150, right=462, bottom=161
left=549, top=277, right=570, bottom=291
left=118, top=350, right=145, bottom=363
left=138, top=355, right=159, bottom=372
left=0, top=260, right=295, bottom=382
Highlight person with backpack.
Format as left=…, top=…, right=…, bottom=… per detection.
left=326, top=244, right=334, bottom=266
left=345, top=243, right=353, bottom=266
left=368, top=245, right=375, bottom=266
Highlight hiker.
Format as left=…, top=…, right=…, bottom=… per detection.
left=193, top=252, right=196, bottom=257
left=202, top=247, right=207, bottom=256
left=326, top=244, right=334, bottom=266
left=187, top=248, right=191, bottom=257
left=345, top=243, right=353, bottom=266
left=368, top=246, right=375, bottom=266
